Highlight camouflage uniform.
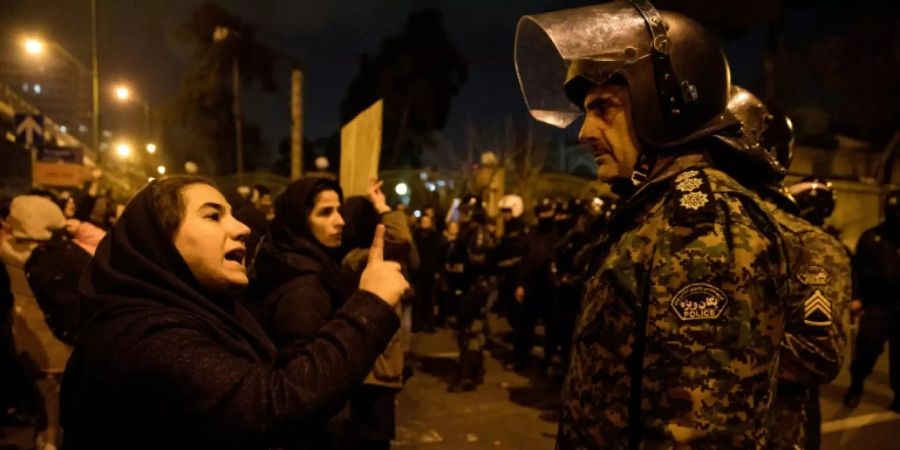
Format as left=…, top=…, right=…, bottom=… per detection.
left=762, top=195, right=850, bottom=449
left=559, top=159, right=790, bottom=449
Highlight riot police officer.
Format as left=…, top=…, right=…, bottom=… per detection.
left=715, top=86, right=851, bottom=450
left=843, top=189, right=900, bottom=413
left=445, top=195, right=496, bottom=392
left=510, top=198, right=557, bottom=372
left=495, top=195, right=526, bottom=318
left=552, top=196, right=614, bottom=372
left=515, top=1, right=791, bottom=446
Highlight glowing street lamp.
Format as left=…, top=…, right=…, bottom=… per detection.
left=112, top=83, right=151, bottom=138
left=395, top=182, right=409, bottom=196
left=114, top=142, right=132, bottom=159
left=22, top=37, right=45, bottom=55
left=157, top=165, right=167, bottom=175
left=114, top=85, right=132, bottom=101
left=146, top=143, right=157, bottom=154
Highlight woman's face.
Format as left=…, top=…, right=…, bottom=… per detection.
left=173, top=184, right=251, bottom=293
left=307, top=190, right=345, bottom=248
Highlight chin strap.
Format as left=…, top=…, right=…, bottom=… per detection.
left=630, top=152, right=657, bottom=186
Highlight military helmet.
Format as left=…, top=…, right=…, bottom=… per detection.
left=534, top=197, right=556, bottom=218
left=498, top=194, right=524, bottom=218
left=713, top=86, right=790, bottom=181
left=763, top=112, right=794, bottom=172
left=515, top=0, right=736, bottom=149
left=788, top=177, right=836, bottom=225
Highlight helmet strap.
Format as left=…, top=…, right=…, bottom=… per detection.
left=627, top=0, right=699, bottom=119
left=631, top=152, right=657, bottom=186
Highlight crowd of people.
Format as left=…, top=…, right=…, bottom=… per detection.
left=1, top=1, right=899, bottom=449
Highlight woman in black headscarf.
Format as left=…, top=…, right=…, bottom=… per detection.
left=248, top=178, right=354, bottom=361
left=247, top=178, right=361, bottom=448
left=60, top=177, right=408, bottom=450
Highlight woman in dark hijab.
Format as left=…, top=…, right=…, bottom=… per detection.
left=249, top=178, right=353, bottom=359
left=60, top=177, right=408, bottom=450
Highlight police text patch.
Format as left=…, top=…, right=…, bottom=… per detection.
left=796, top=265, right=831, bottom=286
left=803, top=289, right=832, bottom=327
left=670, top=283, right=729, bottom=322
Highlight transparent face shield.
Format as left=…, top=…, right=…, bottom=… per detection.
left=514, top=1, right=654, bottom=129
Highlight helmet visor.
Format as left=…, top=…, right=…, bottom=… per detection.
left=514, top=1, right=653, bottom=128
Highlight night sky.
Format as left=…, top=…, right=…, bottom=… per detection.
left=3, top=0, right=887, bottom=168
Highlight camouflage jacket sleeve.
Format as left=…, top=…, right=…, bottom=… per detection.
left=776, top=217, right=850, bottom=385
left=645, top=169, right=789, bottom=446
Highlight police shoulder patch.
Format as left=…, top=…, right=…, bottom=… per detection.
left=796, top=265, right=831, bottom=286
left=803, top=289, right=832, bottom=327
left=671, top=168, right=716, bottom=225
left=670, top=283, right=729, bottom=322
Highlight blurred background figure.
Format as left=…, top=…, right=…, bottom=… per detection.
left=843, top=189, right=900, bottom=413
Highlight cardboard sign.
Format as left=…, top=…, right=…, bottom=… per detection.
left=340, top=100, right=382, bottom=197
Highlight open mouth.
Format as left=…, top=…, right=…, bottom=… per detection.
left=224, top=248, right=246, bottom=265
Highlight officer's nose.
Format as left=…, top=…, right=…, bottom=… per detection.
left=579, top=115, right=603, bottom=147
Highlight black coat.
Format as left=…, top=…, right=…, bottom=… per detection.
left=25, top=229, right=92, bottom=344
left=853, top=223, right=900, bottom=310
left=246, top=179, right=368, bottom=447
left=60, top=180, right=399, bottom=450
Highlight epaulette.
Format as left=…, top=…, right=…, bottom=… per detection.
left=670, top=168, right=717, bottom=225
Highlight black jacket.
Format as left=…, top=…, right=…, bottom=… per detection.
left=25, top=229, right=92, bottom=344
left=60, top=180, right=399, bottom=450
left=853, top=223, right=900, bottom=310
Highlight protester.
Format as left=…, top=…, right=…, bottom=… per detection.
left=0, top=195, right=70, bottom=450
left=60, top=177, right=408, bottom=450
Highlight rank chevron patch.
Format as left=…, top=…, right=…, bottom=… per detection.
left=803, top=289, right=832, bottom=327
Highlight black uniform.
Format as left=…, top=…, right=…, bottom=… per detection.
left=846, top=193, right=900, bottom=410
left=513, top=214, right=557, bottom=370
left=446, top=220, right=496, bottom=392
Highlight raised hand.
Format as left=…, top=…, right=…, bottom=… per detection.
left=367, top=180, right=391, bottom=214
left=359, top=224, right=409, bottom=306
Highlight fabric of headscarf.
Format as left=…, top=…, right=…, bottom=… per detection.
left=75, top=180, right=276, bottom=364
left=254, top=178, right=352, bottom=303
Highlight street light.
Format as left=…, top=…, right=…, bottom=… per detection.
left=157, top=165, right=166, bottom=175
left=211, top=26, right=245, bottom=182
left=20, top=33, right=100, bottom=159
left=112, top=83, right=151, bottom=140
left=114, top=142, right=132, bottom=159
left=22, top=37, right=45, bottom=55
left=211, top=26, right=305, bottom=180
left=114, top=85, right=131, bottom=101
left=146, top=143, right=157, bottom=154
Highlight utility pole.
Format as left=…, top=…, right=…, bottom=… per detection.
left=232, top=55, right=244, bottom=183
left=91, top=0, right=100, bottom=161
left=291, top=69, right=303, bottom=180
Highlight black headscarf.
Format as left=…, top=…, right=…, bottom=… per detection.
left=253, top=178, right=352, bottom=303
left=75, top=180, right=277, bottom=364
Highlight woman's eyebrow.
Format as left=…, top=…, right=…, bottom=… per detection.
left=199, top=202, right=225, bottom=212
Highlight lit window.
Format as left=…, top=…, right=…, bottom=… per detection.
left=22, top=83, right=29, bottom=92
left=78, top=125, right=88, bottom=133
